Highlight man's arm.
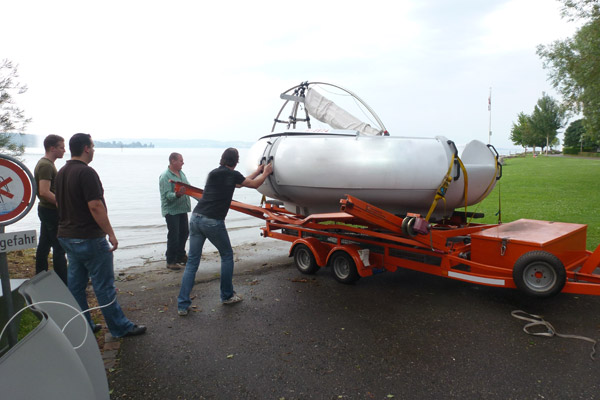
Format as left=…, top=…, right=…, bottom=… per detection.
left=240, top=162, right=273, bottom=189
left=88, top=199, right=118, bottom=251
left=38, top=179, right=57, bottom=206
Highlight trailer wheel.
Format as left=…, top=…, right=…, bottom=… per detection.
left=513, top=251, right=566, bottom=298
left=330, top=251, right=360, bottom=284
left=293, top=244, right=319, bottom=274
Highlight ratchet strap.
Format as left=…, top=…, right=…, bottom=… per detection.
left=511, top=310, right=597, bottom=361
left=425, top=153, right=468, bottom=222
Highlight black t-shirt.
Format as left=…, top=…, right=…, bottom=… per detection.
left=194, top=166, right=245, bottom=220
left=56, top=160, right=106, bottom=238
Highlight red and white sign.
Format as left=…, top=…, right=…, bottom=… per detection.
left=0, top=156, right=35, bottom=226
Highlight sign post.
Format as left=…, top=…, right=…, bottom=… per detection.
left=0, top=154, right=37, bottom=349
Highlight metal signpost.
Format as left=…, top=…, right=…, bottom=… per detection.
left=0, top=154, right=37, bottom=349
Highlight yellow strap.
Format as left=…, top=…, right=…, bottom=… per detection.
left=425, top=154, right=456, bottom=221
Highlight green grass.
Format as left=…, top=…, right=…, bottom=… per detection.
left=459, top=155, right=600, bottom=250
left=17, top=309, right=40, bottom=340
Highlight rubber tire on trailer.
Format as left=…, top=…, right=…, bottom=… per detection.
left=512, top=251, right=566, bottom=298
left=293, top=244, right=319, bottom=274
left=330, top=251, right=360, bottom=284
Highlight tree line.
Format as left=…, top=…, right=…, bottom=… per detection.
left=512, top=0, right=599, bottom=154
left=94, top=141, right=155, bottom=148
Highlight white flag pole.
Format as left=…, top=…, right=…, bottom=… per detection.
left=488, top=87, right=492, bottom=144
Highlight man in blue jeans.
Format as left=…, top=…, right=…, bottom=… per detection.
left=177, top=148, right=273, bottom=315
left=56, top=133, right=146, bottom=338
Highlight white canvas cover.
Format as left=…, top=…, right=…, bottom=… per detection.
left=305, top=88, right=382, bottom=136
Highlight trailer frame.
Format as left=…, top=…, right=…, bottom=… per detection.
left=175, top=181, right=600, bottom=298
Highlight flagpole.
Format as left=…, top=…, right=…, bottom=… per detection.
left=488, top=87, right=492, bottom=144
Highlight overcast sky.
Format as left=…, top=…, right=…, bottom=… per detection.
left=3, top=0, right=578, bottom=150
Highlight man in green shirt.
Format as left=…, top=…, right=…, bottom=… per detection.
left=34, top=134, right=68, bottom=284
left=159, top=152, right=191, bottom=270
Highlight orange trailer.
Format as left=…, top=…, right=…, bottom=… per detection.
left=175, top=182, right=600, bottom=298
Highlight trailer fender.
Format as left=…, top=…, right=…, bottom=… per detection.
left=289, top=238, right=330, bottom=268
left=327, top=245, right=372, bottom=278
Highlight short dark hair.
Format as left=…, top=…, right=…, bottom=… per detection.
left=69, top=133, right=92, bottom=157
left=43, top=134, right=64, bottom=151
left=219, top=148, right=239, bottom=167
left=169, top=152, right=182, bottom=163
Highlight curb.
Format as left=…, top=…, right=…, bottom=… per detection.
left=102, top=333, right=121, bottom=371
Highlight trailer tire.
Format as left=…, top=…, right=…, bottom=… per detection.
left=330, top=251, right=360, bottom=284
left=513, top=251, right=566, bottom=298
left=293, top=244, right=319, bottom=274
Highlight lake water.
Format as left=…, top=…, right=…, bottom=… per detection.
left=7, top=147, right=266, bottom=271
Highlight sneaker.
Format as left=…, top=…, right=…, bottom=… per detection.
left=166, top=263, right=181, bottom=271
left=123, top=324, right=147, bottom=337
left=222, top=293, right=243, bottom=305
left=178, top=307, right=189, bottom=316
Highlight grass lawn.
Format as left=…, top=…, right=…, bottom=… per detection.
left=460, top=154, right=600, bottom=250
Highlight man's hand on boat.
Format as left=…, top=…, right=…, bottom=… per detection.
left=262, top=162, right=273, bottom=176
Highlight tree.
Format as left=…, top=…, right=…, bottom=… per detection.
left=564, top=118, right=587, bottom=147
left=529, top=93, right=566, bottom=154
left=559, top=0, right=599, bottom=20
left=537, top=0, right=600, bottom=144
left=0, top=59, right=31, bottom=156
left=510, top=94, right=565, bottom=154
left=510, top=112, right=532, bottom=151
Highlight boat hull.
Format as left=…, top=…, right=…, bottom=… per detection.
left=244, top=132, right=500, bottom=219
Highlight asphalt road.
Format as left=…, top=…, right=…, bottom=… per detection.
left=109, top=259, right=600, bottom=399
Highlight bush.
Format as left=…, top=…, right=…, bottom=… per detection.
left=563, top=147, right=579, bottom=155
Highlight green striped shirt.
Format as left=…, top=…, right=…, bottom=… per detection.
left=159, top=168, right=191, bottom=217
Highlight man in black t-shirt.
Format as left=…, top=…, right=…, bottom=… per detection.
left=56, top=133, right=146, bottom=338
left=34, top=134, right=67, bottom=283
left=177, top=148, right=273, bottom=314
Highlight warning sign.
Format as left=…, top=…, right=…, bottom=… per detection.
left=0, top=155, right=36, bottom=226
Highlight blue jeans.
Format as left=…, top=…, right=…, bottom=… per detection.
left=178, top=214, right=234, bottom=309
left=58, top=237, right=134, bottom=337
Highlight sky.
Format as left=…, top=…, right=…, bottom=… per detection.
left=2, top=0, right=580, bottom=150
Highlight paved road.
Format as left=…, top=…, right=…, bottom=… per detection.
left=109, top=258, right=600, bottom=399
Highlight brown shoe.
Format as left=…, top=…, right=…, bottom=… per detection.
left=166, top=263, right=181, bottom=271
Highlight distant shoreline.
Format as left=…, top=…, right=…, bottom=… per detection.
left=8, top=133, right=253, bottom=149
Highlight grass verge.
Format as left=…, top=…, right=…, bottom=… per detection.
left=459, top=155, right=600, bottom=250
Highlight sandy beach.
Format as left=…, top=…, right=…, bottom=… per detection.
left=117, top=239, right=293, bottom=286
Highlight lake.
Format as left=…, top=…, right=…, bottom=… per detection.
left=7, top=146, right=266, bottom=270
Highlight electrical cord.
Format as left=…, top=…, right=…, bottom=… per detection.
left=0, top=296, right=117, bottom=350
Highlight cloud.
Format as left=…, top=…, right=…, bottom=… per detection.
left=1, top=0, right=580, bottom=149
left=476, top=0, right=578, bottom=55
